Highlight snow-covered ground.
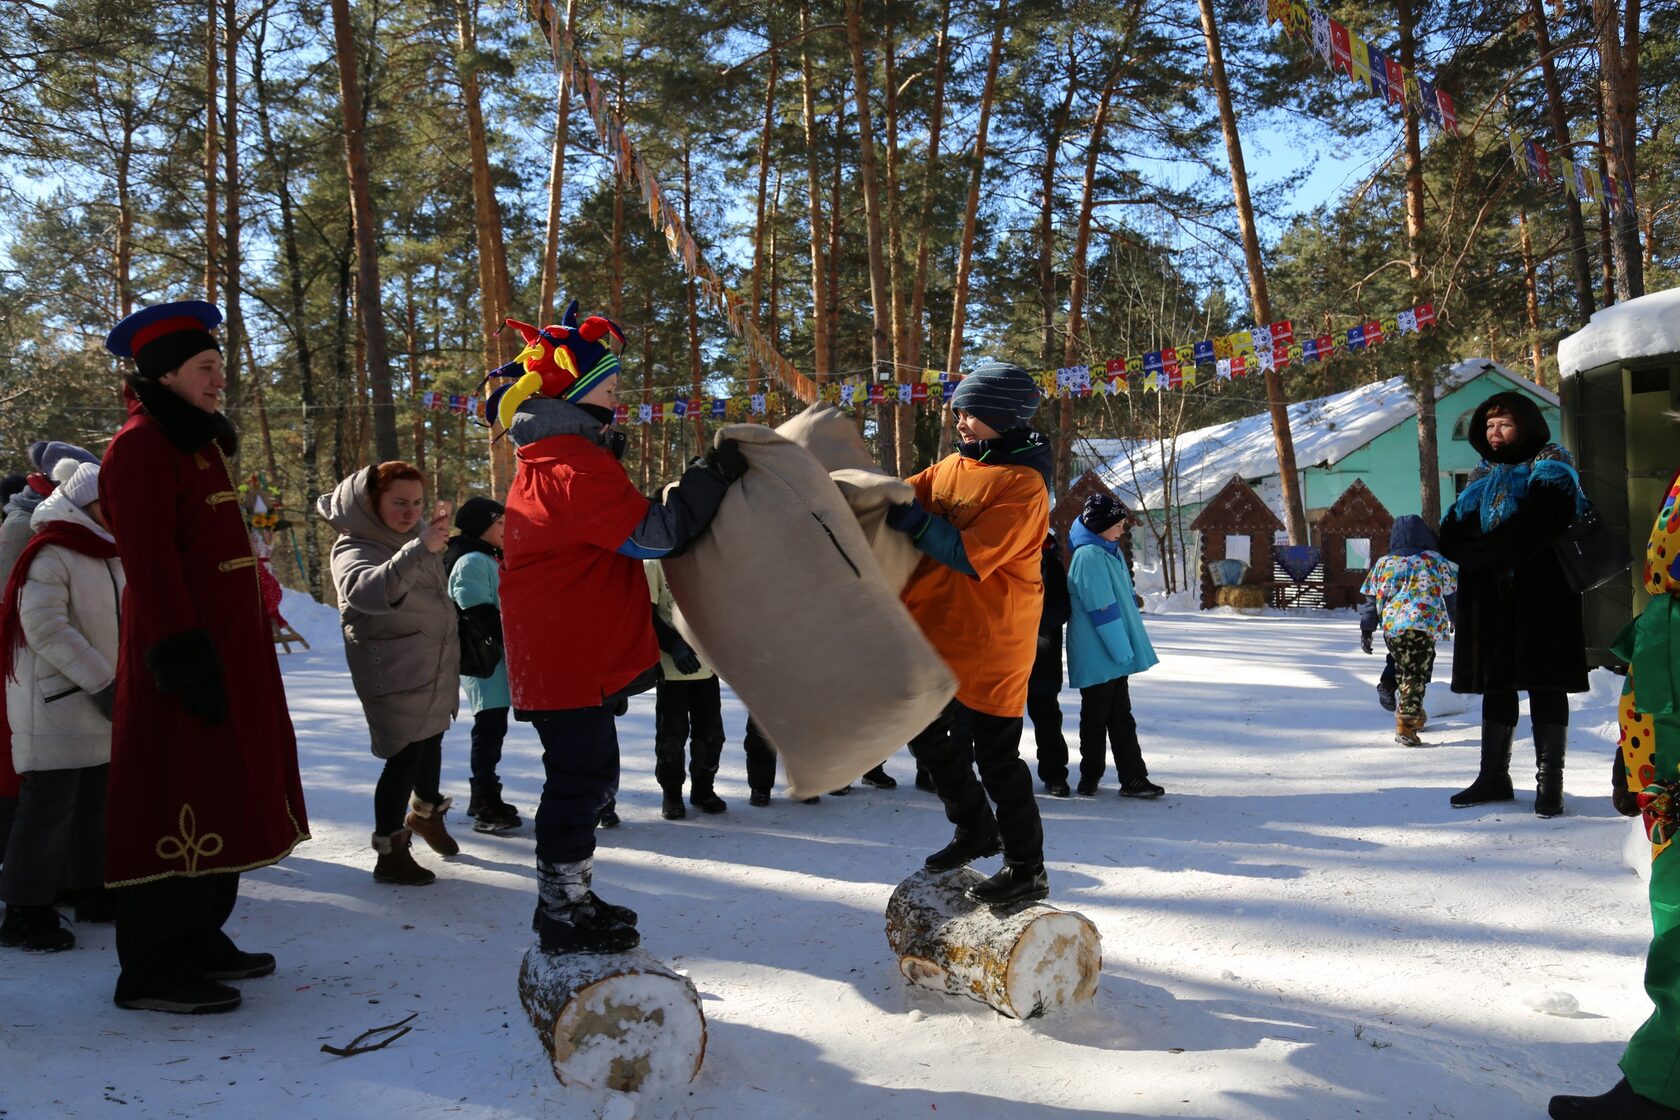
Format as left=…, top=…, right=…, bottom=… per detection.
left=0, top=590, right=1649, bottom=1119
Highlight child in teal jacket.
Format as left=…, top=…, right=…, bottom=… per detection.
left=444, top=497, right=517, bottom=833
left=1065, top=495, right=1162, bottom=798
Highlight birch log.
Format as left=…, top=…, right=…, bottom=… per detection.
left=517, top=946, right=706, bottom=1093
left=885, top=868, right=1101, bottom=1019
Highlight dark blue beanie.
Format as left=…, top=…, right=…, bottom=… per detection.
left=950, top=360, right=1041, bottom=434
left=1079, top=493, right=1131, bottom=533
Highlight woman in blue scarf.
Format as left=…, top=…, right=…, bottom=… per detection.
left=1439, top=391, right=1588, bottom=817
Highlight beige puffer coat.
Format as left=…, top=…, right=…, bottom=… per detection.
left=318, top=468, right=460, bottom=759
left=5, top=491, right=125, bottom=773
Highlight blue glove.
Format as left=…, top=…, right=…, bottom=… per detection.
left=886, top=501, right=931, bottom=537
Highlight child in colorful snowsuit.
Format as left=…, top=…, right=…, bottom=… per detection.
left=498, top=300, right=747, bottom=954
left=445, top=496, right=519, bottom=833
left=1550, top=469, right=1680, bottom=1119
left=1358, top=514, right=1457, bottom=746
left=645, top=559, right=728, bottom=819
left=886, top=360, right=1052, bottom=906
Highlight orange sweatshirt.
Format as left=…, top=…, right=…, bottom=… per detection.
left=902, top=454, right=1049, bottom=718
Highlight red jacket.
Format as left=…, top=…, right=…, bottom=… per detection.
left=100, top=400, right=309, bottom=886
left=502, top=433, right=660, bottom=711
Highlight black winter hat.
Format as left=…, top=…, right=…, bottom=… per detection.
left=950, top=360, right=1041, bottom=434
left=1468, top=391, right=1550, bottom=465
left=455, top=496, right=505, bottom=539
left=1079, top=493, right=1131, bottom=534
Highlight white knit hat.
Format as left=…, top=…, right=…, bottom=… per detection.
left=59, top=462, right=101, bottom=509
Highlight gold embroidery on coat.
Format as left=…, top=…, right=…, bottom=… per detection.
left=218, top=557, right=257, bottom=572
left=206, top=491, right=239, bottom=506
left=155, top=804, right=224, bottom=874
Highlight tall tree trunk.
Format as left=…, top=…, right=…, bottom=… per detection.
left=537, top=0, right=577, bottom=324
left=798, top=0, right=831, bottom=383
left=332, top=245, right=352, bottom=483
left=1593, top=0, right=1643, bottom=300
left=222, top=0, right=242, bottom=427
left=906, top=0, right=950, bottom=376
left=940, top=0, right=1006, bottom=458
left=1039, top=55, right=1078, bottom=495
left=882, top=3, right=912, bottom=473
left=405, top=276, right=425, bottom=471
left=828, top=99, right=845, bottom=385
left=750, top=38, right=781, bottom=397
left=329, top=0, right=398, bottom=461
left=457, top=0, right=517, bottom=493
left=1397, top=0, right=1442, bottom=527
left=685, top=143, right=704, bottom=450
left=1062, top=76, right=1119, bottom=499
left=115, top=95, right=135, bottom=318
left=1195, top=0, right=1307, bottom=544
left=241, top=333, right=280, bottom=483
left=1518, top=207, right=1544, bottom=378
left=204, top=0, right=219, bottom=305
left=253, top=12, right=322, bottom=596
left=845, top=0, right=895, bottom=471
left=1528, top=0, right=1594, bottom=324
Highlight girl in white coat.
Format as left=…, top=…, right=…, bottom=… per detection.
left=0, top=463, right=125, bottom=951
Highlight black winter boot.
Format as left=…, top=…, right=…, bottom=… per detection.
left=861, top=764, right=897, bottom=789
left=1615, top=750, right=1643, bottom=817
left=0, top=905, right=74, bottom=952
left=925, top=826, right=1003, bottom=872
left=1535, top=723, right=1568, bottom=818
left=689, top=776, right=727, bottom=815
left=661, top=788, right=687, bottom=820
left=1550, top=1077, right=1680, bottom=1119
left=1451, top=722, right=1516, bottom=808
left=535, top=858, right=639, bottom=954
left=968, top=862, right=1050, bottom=906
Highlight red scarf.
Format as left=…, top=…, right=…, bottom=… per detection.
left=1, top=520, right=119, bottom=686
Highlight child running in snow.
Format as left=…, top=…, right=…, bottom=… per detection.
left=886, top=360, right=1053, bottom=906
left=1358, top=514, right=1456, bottom=747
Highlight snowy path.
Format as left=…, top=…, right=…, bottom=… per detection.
left=0, top=594, right=1647, bottom=1119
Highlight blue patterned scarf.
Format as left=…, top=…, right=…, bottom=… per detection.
left=1452, top=443, right=1585, bottom=533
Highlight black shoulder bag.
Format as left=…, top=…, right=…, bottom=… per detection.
left=1554, top=499, right=1632, bottom=594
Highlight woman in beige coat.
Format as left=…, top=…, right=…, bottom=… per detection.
left=318, top=462, right=460, bottom=885
left=1, top=464, right=124, bottom=950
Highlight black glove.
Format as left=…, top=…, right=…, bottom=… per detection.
left=144, top=629, right=229, bottom=726
left=705, top=439, right=749, bottom=483
left=885, top=500, right=931, bottom=536
left=668, top=638, right=701, bottom=676
left=90, top=684, right=116, bottom=720
left=1360, top=633, right=1374, bottom=655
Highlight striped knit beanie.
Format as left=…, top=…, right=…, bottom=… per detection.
left=950, top=360, right=1041, bottom=434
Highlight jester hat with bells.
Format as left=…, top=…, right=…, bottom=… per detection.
left=486, top=299, right=625, bottom=430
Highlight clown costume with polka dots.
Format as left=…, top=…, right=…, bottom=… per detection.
left=1552, top=466, right=1680, bottom=1119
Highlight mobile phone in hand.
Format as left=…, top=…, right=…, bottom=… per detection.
left=433, top=501, right=452, bottom=525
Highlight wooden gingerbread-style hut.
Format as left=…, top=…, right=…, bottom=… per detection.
left=1314, top=480, right=1394, bottom=610
left=1187, top=476, right=1284, bottom=610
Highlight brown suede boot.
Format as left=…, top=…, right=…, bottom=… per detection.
left=1394, top=715, right=1424, bottom=747
left=405, top=796, right=459, bottom=857
left=372, top=829, right=436, bottom=885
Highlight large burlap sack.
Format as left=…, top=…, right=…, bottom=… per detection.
left=777, top=403, right=923, bottom=594
left=663, top=424, right=956, bottom=798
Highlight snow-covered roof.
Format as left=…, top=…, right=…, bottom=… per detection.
left=1097, top=359, right=1549, bottom=513
left=1557, top=285, right=1680, bottom=377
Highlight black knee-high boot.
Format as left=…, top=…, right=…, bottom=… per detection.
left=1534, top=724, right=1567, bottom=818
left=1451, top=721, right=1516, bottom=807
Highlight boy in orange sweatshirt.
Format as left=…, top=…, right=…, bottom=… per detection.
left=886, top=361, right=1053, bottom=905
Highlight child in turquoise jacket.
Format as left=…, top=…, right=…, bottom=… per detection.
left=444, top=497, right=517, bottom=833
left=1065, top=494, right=1162, bottom=798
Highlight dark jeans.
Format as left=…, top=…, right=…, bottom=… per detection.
left=469, top=707, right=510, bottom=804
left=1484, top=688, right=1569, bottom=728
left=113, top=872, right=240, bottom=998
left=1027, top=692, right=1070, bottom=785
left=532, top=705, right=619, bottom=865
left=375, top=733, right=445, bottom=836
left=908, top=700, right=1043, bottom=866
left=1078, top=677, right=1148, bottom=784
left=654, top=678, right=726, bottom=793
left=741, top=718, right=780, bottom=794
left=1, top=764, right=107, bottom=906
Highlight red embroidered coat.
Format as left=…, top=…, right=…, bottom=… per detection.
left=99, top=404, right=309, bottom=886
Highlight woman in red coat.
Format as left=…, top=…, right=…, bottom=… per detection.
left=100, top=302, right=309, bottom=1014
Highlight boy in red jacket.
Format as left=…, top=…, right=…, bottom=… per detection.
left=498, top=301, right=747, bottom=954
